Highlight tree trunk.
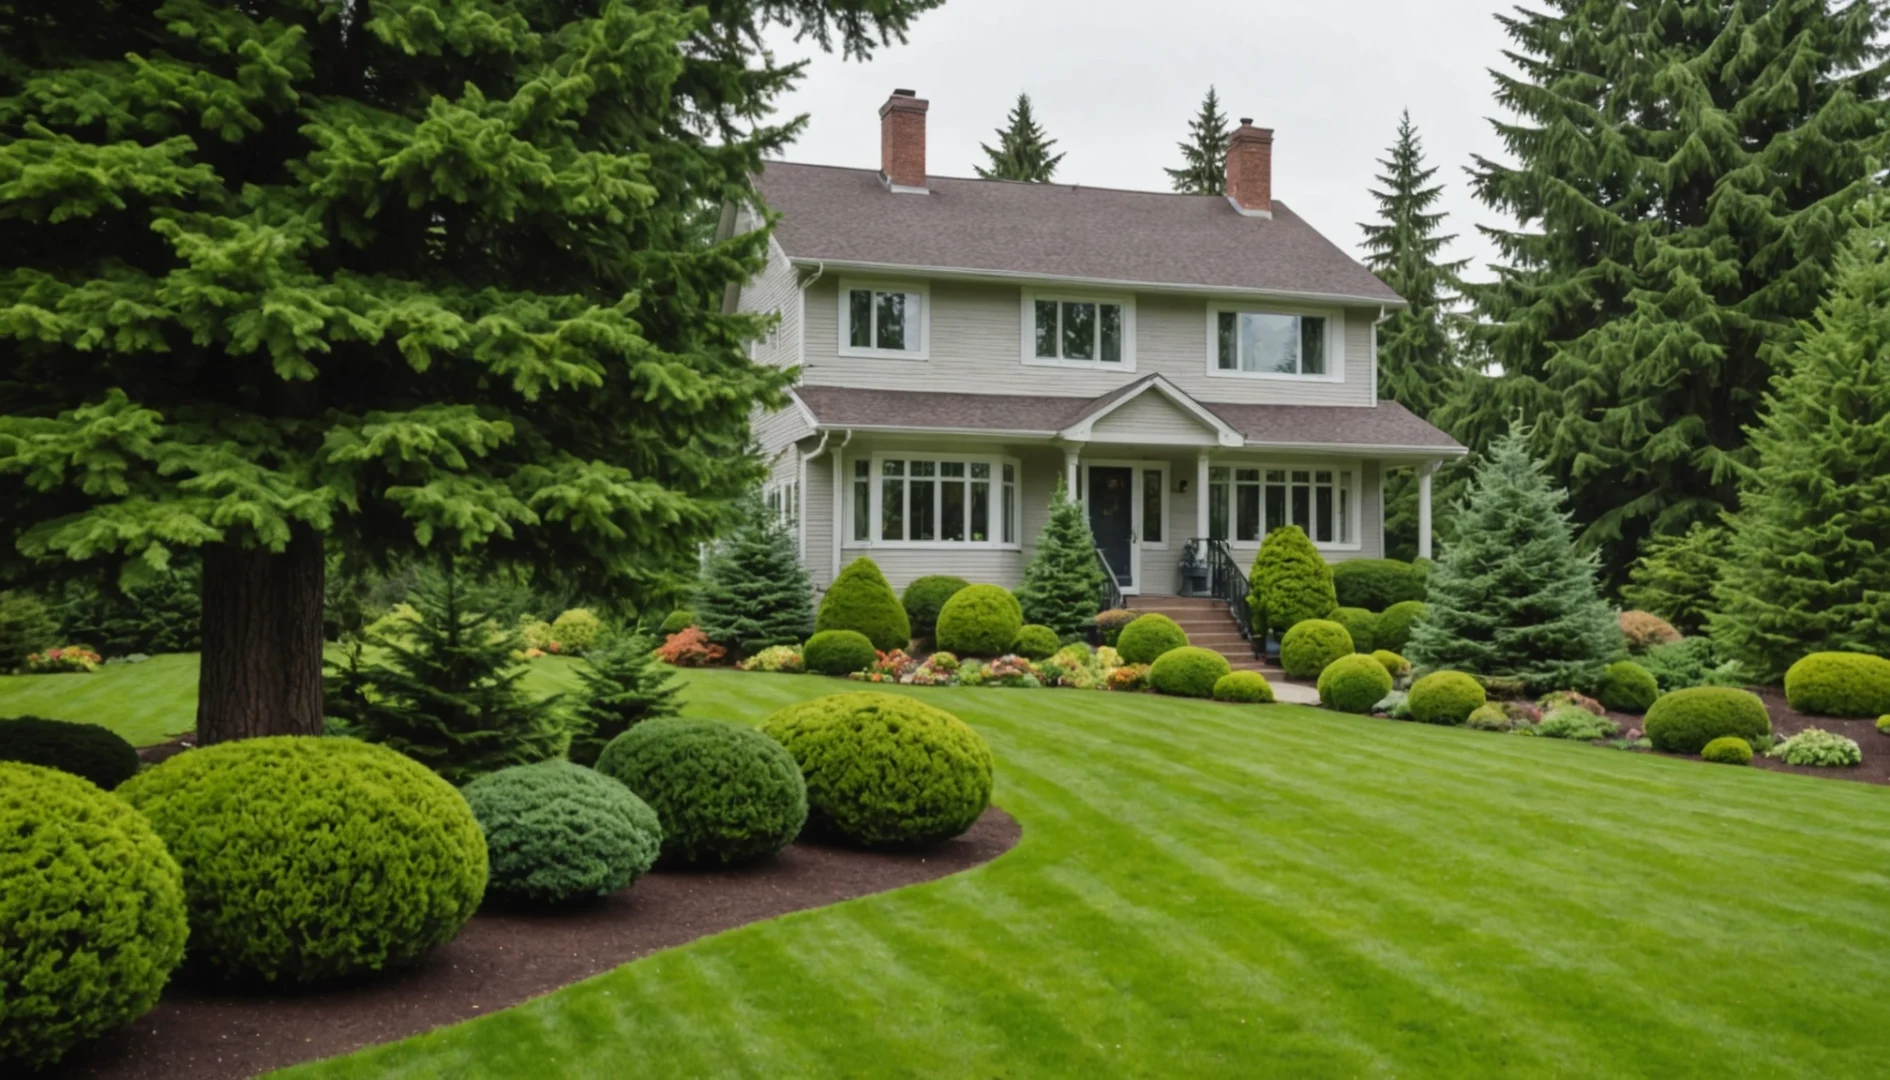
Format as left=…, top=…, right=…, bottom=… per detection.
left=196, top=530, right=327, bottom=744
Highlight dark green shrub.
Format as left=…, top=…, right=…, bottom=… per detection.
left=1331, top=558, right=1426, bottom=610
left=1701, top=736, right=1753, bottom=765
left=1317, top=654, right=1395, bottom=714
left=1408, top=671, right=1486, bottom=726
left=461, top=760, right=662, bottom=905
left=0, top=763, right=187, bottom=1069
left=51, top=566, right=202, bottom=658
left=902, top=575, right=970, bottom=639
left=0, top=589, right=58, bottom=672
left=660, top=609, right=696, bottom=634
left=815, top=558, right=911, bottom=652
left=1372, top=650, right=1412, bottom=678
left=0, top=716, right=141, bottom=789
left=595, top=718, right=806, bottom=866
left=1148, top=647, right=1233, bottom=699
left=694, top=498, right=814, bottom=655
left=1375, top=600, right=1428, bottom=654
left=1597, top=661, right=1660, bottom=714
left=567, top=629, right=681, bottom=767
left=1328, top=607, right=1378, bottom=653
left=1095, top=608, right=1138, bottom=646
left=1640, top=637, right=1747, bottom=691
left=1010, top=624, right=1060, bottom=660
left=935, top=584, right=1023, bottom=656
left=1213, top=671, right=1276, bottom=703
left=761, top=692, right=992, bottom=847
left=1643, top=687, right=1772, bottom=754
left=1783, top=652, right=1890, bottom=717
left=804, top=629, right=878, bottom=676
left=1116, top=613, right=1189, bottom=665
left=1537, top=707, right=1620, bottom=741
left=1246, top=526, right=1336, bottom=642
left=1279, top=619, right=1353, bottom=679
left=1016, top=483, right=1104, bottom=638
left=118, top=737, right=487, bottom=984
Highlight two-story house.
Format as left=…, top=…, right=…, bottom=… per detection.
left=733, top=89, right=1465, bottom=602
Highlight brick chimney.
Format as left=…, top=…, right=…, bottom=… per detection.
left=1225, top=118, right=1274, bottom=218
left=879, top=88, right=929, bottom=193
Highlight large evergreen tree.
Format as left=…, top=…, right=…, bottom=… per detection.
left=0, top=0, right=937, bottom=742
left=1165, top=86, right=1232, bottom=195
left=976, top=93, right=1065, bottom=183
left=1467, top=0, right=1890, bottom=588
left=1710, top=198, right=1890, bottom=678
left=1016, top=482, right=1103, bottom=638
left=695, top=497, right=814, bottom=656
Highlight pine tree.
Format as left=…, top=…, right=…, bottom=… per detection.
left=976, top=93, right=1065, bottom=183
left=0, top=0, right=940, bottom=743
left=1017, top=482, right=1103, bottom=638
left=1620, top=522, right=1728, bottom=636
left=326, top=564, right=567, bottom=785
left=1165, top=87, right=1232, bottom=195
left=1710, top=199, right=1890, bottom=679
left=567, top=628, right=681, bottom=767
left=695, top=498, right=814, bottom=657
left=1466, top=0, right=1890, bottom=588
left=1408, top=426, right=1620, bottom=691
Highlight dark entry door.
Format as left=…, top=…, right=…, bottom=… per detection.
left=1088, top=466, right=1134, bottom=588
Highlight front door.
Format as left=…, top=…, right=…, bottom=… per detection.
left=1088, top=466, right=1135, bottom=592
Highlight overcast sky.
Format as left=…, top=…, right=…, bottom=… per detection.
left=763, top=0, right=1521, bottom=283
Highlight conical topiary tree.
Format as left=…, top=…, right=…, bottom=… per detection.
left=815, top=558, right=910, bottom=652
left=695, top=498, right=814, bottom=658
left=1017, top=481, right=1104, bottom=639
left=1246, top=526, right=1336, bottom=646
left=1408, top=425, right=1619, bottom=690
left=567, top=628, right=681, bottom=767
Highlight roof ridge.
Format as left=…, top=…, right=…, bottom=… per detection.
left=758, top=158, right=1292, bottom=207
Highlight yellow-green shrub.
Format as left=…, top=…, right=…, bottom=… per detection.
left=1783, top=652, right=1890, bottom=717
left=1317, top=654, right=1394, bottom=714
left=1148, top=646, right=1233, bottom=699
left=1407, top=671, right=1486, bottom=726
left=1213, top=671, right=1276, bottom=703
left=1280, top=619, right=1353, bottom=679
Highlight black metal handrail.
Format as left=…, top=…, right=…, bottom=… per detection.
left=1093, top=545, right=1125, bottom=615
left=1201, top=538, right=1261, bottom=658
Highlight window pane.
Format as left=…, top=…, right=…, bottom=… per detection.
left=1208, top=481, right=1228, bottom=541
left=940, top=461, right=965, bottom=478
left=1217, top=312, right=1237, bottom=370
left=971, top=481, right=989, bottom=542
left=1236, top=484, right=1261, bottom=542
left=1240, top=312, right=1300, bottom=374
left=1034, top=300, right=1059, bottom=358
left=1264, top=483, right=1286, bottom=538
left=1002, top=481, right=1016, bottom=544
left=1301, top=316, right=1327, bottom=375
left=1062, top=302, right=1096, bottom=360
left=910, top=478, right=935, bottom=540
left=876, top=292, right=907, bottom=351
left=1339, top=471, right=1352, bottom=544
left=1101, top=305, right=1122, bottom=363
left=941, top=480, right=965, bottom=542
left=849, top=290, right=872, bottom=348
left=881, top=479, right=904, bottom=540
left=1142, top=469, right=1162, bottom=543
left=1315, top=470, right=1332, bottom=484
left=1236, top=468, right=1260, bottom=483
left=1292, top=483, right=1310, bottom=531
left=1291, top=470, right=1310, bottom=484
left=1003, top=463, right=1015, bottom=483
left=852, top=471, right=869, bottom=542
left=972, top=462, right=991, bottom=480
left=910, top=460, right=935, bottom=477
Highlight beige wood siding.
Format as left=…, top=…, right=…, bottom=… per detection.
left=735, top=224, right=800, bottom=374
left=1087, top=393, right=1220, bottom=446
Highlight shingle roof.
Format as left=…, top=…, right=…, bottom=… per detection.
left=754, top=162, right=1403, bottom=305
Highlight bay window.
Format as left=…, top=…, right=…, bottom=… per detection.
left=1207, top=464, right=1357, bottom=547
left=852, top=454, right=1019, bottom=547
left=1023, top=292, right=1134, bottom=369
left=840, top=280, right=928, bottom=359
left=1209, top=305, right=1336, bottom=378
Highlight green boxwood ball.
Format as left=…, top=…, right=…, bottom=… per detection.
left=596, top=718, right=807, bottom=866
left=1375, top=600, right=1428, bottom=654
left=659, top=609, right=696, bottom=634
left=460, top=760, right=662, bottom=906
left=936, top=584, right=1025, bottom=656
left=1213, top=671, right=1276, bottom=703
left=1011, top=624, right=1061, bottom=660
left=1280, top=619, right=1354, bottom=680
left=902, top=575, right=970, bottom=639
left=117, top=737, right=485, bottom=985
left=1327, top=607, right=1378, bottom=653
left=804, top=629, right=878, bottom=676
left=1116, top=613, right=1190, bottom=665
left=0, top=763, right=187, bottom=1069
left=815, top=558, right=912, bottom=652
left=1331, top=558, right=1427, bottom=611
left=0, top=715, right=141, bottom=789
left=1878, top=715, right=1890, bottom=736
left=1597, top=660, right=1661, bottom=714
left=1317, top=653, right=1395, bottom=714
left=1644, top=687, right=1771, bottom=754
left=1371, top=650, right=1412, bottom=678
left=761, top=692, right=992, bottom=847
left=1783, top=652, right=1890, bottom=717
left=1407, top=671, right=1487, bottom=726
left=1701, top=736, right=1754, bottom=766
left=1148, top=646, right=1234, bottom=699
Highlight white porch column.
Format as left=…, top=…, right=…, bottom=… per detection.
left=830, top=449, right=846, bottom=584
left=1417, top=462, right=1436, bottom=560
left=1195, top=453, right=1211, bottom=541
left=1064, top=447, right=1080, bottom=498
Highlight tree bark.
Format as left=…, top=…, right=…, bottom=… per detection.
left=196, top=530, right=327, bottom=744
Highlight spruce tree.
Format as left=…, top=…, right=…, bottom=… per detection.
left=1408, top=426, right=1620, bottom=691
left=0, top=0, right=939, bottom=742
left=1467, top=0, right=1890, bottom=588
left=567, top=628, right=681, bottom=767
left=1619, top=522, right=1728, bottom=637
left=1165, top=87, right=1233, bottom=195
left=695, top=498, right=814, bottom=657
left=1016, top=482, right=1103, bottom=638
left=1711, top=200, right=1890, bottom=679
left=976, top=93, right=1065, bottom=183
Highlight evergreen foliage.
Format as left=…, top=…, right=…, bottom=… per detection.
left=1115, top=613, right=1189, bottom=666
left=1621, top=524, right=1727, bottom=638
left=1165, top=86, right=1233, bottom=195
left=1017, top=482, right=1104, bottom=638
left=1643, top=687, right=1771, bottom=754
left=902, top=575, right=969, bottom=639
left=594, top=718, right=807, bottom=867
left=0, top=590, right=57, bottom=671
left=1148, top=647, right=1233, bottom=699
left=567, top=628, right=681, bottom=767
left=1318, top=654, right=1396, bottom=715
left=1330, top=558, right=1427, bottom=612
left=815, top=558, right=910, bottom=651
left=1213, top=671, right=1276, bottom=703
left=803, top=629, right=878, bottom=676
left=696, top=498, right=815, bottom=656
left=935, top=585, right=1024, bottom=657
left=1280, top=619, right=1354, bottom=680
left=1408, top=427, right=1619, bottom=690
left=1247, top=526, right=1336, bottom=644
left=461, top=760, right=662, bottom=906
left=1361, top=111, right=1467, bottom=420
left=975, top=93, right=1065, bottom=182
left=52, top=568, right=202, bottom=658
left=1783, top=652, right=1890, bottom=718
left=1407, top=671, right=1487, bottom=727
left=0, top=717, right=142, bottom=790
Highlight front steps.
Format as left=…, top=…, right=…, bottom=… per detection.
left=1125, top=595, right=1277, bottom=676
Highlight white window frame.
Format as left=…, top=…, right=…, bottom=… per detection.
left=1021, top=290, right=1137, bottom=371
left=763, top=478, right=801, bottom=548
left=1204, top=302, right=1344, bottom=383
left=849, top=451, right=1021, bottom=550
left=1207, top=460, right=1363, bottom=551
left=838, top=278, right=930, bottom=360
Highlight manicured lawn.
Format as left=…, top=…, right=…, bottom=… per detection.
left=264, top=669, right=1890, bottom=1078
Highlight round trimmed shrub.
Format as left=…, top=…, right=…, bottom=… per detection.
left=1116, top=613, right=1189, bottom=664
left=117, top=737, right=486, bottom=984
left=1246, top=526, right=1336, bottom=641
left=1280, top=619, right=1354, bottom=680
left=1148, top=646, right=1233, bottom=699
left=659, top=609, right=695, bottom=634
left=1214, top=671, right=1276, bottom=703
left=1878, top=715, right=1890, bottom=736
left=1643, top=687, right=1772, bottom=755
left=1372, top=650, right=1412, bottom=678
left=460, top=760, right=662, bottom=906
left=1407, top=671, right=1486, bottom=726
left=1328, top=607, right=1378, bottom=653
left=0, top=715, right=141, bottom=789
left=551, top=608, right=603, bottom=653
left=0, top=763, right=187, bottom=1069
left=1597, top=661, right=1660, bottom=714
left=902, top=575, right=970, bottom=639
left=595, top=718, right=807, bottom=866
left=1701, top=736, right=1754, bottom=766
left=1317, top=653, right=1395, bottom=714
left=760, top=692, right=992, bottom=848
left=1466, top=704, right=1511, bottom=731
left=1331, top=558, right=1427, bottom=611
left=803, top=629, right=877, bottom=676
left=816, top=558, right=911, bottom=651
left=1783, top=652, right=1890, bottom=718
left=1375, top=600, right=1428, bottom=654
left=935, top=584, right=1024, bottom=656
left=1011, top=624, right=1061, bottom=661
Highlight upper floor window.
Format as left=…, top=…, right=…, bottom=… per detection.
left=840, top=280, right=928, bottom=360
left=1208, top=305, right=1338, bottom=379
left=1023, top=292, right=1134, bottom=369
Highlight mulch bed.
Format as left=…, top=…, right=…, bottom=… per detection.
left=58, top=807, right=1020, bottom=1080
left=1617, top=687, right=1890, bottom=787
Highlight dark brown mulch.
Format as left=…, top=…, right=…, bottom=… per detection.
left=56, top=807, right=1020, bottom=1080
left=1602, top=687, right=1890, bottom=786
left=135, top=736, right=195, bottom=766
